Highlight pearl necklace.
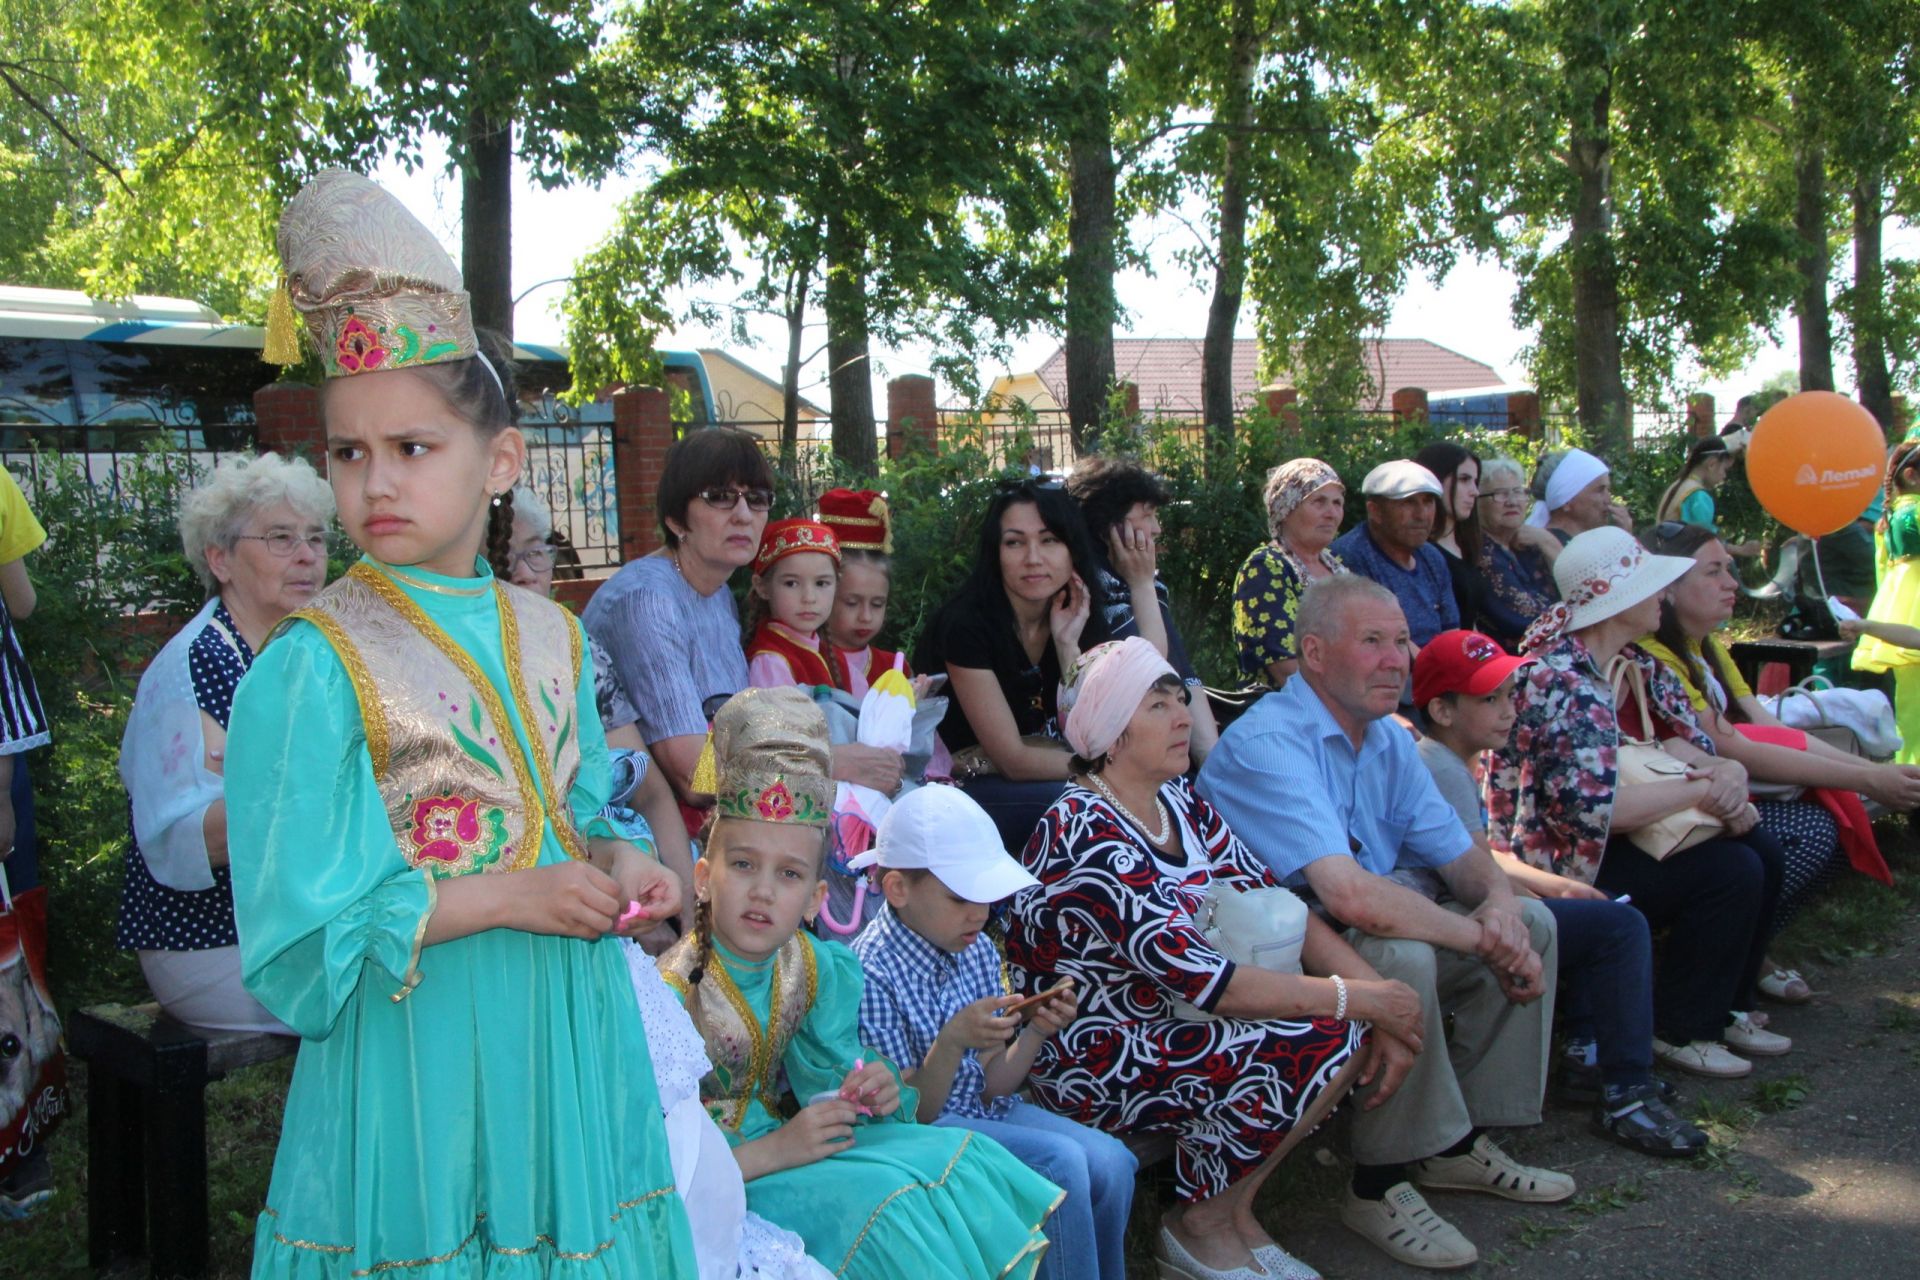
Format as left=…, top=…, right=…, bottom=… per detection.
left=1086, top=771, right=1171, bottom=846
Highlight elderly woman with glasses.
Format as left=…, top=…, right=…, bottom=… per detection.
left=583, top=429, right=903, bottom=825
left=116, top=452, right=333, bottom=1031
left=1473, top=456, right=1561, bottom=652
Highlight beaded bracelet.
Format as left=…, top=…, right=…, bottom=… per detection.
left=1331, top=974, right=1349, bottom=1021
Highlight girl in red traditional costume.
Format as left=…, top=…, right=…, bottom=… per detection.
left=746, top=519, right=843, bottom=689
left=816, top=488, right=917, bottom=697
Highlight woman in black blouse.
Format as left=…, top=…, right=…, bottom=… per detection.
left=915, top=479, right=1109, bottom=849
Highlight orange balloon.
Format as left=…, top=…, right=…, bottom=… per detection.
left=1744, top=391, right=1887, bottom=537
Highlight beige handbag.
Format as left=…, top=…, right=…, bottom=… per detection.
left=1607, top=656, right=1723, bottom=860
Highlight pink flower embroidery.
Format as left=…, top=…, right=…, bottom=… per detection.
left=336, top=316, right=390, bottom=374
left=755, top=782, right=796, bottom=821
left=408, top=794, right=509, bottom=873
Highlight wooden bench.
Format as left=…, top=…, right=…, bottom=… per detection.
left=1726, top=636, right=1855, bottom=694
left=69, top=1002, right=296, bottom=1279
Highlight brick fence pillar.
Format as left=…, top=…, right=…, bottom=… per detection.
left=886, top=375, right=939, bottom=460
left=1261, top=385, right=1301, bottom=432
left=612, top=386, right=674, bottom=563
left=254, top=382, right=325, bottom=469
left=1686, top=393, right=1716, bottom=438
left=1506, top=390, right=1541, bottom=439
left=1391, top=387, right=1428, bottom=424
left=1118, top=381, right=1141, bottom=419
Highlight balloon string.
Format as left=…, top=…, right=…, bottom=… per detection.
left=1810, top=536, right=1831, bottom=602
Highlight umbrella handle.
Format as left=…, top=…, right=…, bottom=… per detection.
left=815, top=876, right=869, bottom=938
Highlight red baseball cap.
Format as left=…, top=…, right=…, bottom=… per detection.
left=1412, top=630, right=1529, bottom=709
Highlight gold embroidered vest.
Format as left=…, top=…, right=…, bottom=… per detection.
left=659, top=932, right=818, bottom=1131
left=287, top=563, right=588, bottom=877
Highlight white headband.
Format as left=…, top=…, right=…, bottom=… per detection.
left=1527, top=448, right=1609, bottom=527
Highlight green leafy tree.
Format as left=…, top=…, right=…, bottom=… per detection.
left=572, top=0, right=1063, bottom=470
left=0, top=0, right=280, bottom=315
left=179, top=0, right=628, bottom=337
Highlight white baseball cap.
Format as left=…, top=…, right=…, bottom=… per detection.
left=846, top=785, right=1040, bottom=904
left=1361, top=459, right=1445, bottom=500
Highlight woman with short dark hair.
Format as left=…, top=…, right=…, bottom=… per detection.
left=915, top=479, right=1109, bottom=849
left=583, top=428, right=775, bottom=808
left=1067, top=456, right=1219, bottom=761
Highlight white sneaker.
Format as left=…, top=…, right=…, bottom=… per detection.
left=1412, top=1134, right=1575, bottom=1203
left=1725, top=1012, right=1792, bottom=1056
left=1652, top=1037, right=1753, bottom=1078
left=1340, top=1182, right=1478, bottom=1270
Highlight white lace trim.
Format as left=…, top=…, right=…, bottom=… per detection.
left=624, top=941, right=712, bottom=1113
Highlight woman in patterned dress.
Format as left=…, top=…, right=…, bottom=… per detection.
left=1232, top=458, right=1348, bottom=688
left=1005, top=638, right=1423, bottom=1280
left=116, top=453, right=334, bottom=1032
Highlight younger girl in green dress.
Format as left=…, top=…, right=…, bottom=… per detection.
left=660, top=687, right=1062, bottom=1279
left=226, top=171, right=695, bottom=1277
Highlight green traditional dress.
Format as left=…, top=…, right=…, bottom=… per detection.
left=227, top=557, right=696, bottom=1278
left=660, top=931, right=1061, bottom=1280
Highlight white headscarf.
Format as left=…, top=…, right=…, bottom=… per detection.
left=1059, top=638, right=1178, bottom=760
left=1527, top=448, right=1609, bottom=528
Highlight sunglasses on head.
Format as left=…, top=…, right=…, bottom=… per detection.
left=697, top=486, right=775, bottom=512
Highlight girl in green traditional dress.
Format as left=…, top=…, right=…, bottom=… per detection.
left=660, top=686, right=1063, bottom=1280
left=226, top=170, right=695, bottom=1278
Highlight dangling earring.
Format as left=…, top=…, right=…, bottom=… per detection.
left=490, top=490, right=505, bottom=508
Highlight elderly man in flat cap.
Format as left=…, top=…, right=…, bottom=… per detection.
left=1330, top=460, right=1459, bottom=651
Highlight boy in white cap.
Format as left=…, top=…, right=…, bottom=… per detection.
left=850, top=785, right=1136, bottom=1280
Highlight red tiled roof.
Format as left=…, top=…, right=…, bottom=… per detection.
left=1031, top=338, right=1502, bottom=414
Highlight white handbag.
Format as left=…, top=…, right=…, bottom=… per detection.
left=1170, top=883, right=1309, bottom=1021
left=1765, top=677, right=1899, bottom=759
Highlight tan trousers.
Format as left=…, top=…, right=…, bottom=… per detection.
left=1345, top=898, right=1557, bottom=1166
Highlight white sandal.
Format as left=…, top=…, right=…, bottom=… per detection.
left=1759, top=967, right=1813, bottom=1004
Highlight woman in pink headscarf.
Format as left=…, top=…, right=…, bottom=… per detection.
left=1003, top=637, right=1422, bottom=1280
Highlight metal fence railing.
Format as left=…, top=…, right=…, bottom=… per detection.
left=0, top=408, right=259, bottom=511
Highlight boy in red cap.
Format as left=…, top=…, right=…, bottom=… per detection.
left=1414, top=630, right=1708, bottom=1158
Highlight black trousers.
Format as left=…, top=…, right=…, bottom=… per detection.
left=1594, top=828, right=1783, bottom=1044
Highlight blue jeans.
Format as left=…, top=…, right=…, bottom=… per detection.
left=1542, top=897, right=1654, bottom=1090
left=938, top=1099, right=1136, bottom=1280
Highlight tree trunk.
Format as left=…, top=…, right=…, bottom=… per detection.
left=823, top=208, right=877, bottom=471
left=1202, top=0, right=1258, bottom=448
left=1794, top=139, right=1834, bottom=392
left=1064, top=26, right=1117, bottom=456
left=1851, top=170, right=1893, bottom=428
left=462, top=111, right=514, bottom=340
left=780, top=257, right=811, bottom=463
left=1567, top=71, right=1627, bottom=452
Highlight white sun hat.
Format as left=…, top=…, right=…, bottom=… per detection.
left=1521, top=526, right=1696, bottom=651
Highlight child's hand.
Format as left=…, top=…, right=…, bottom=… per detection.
left=506, top=862, right=623, bottom=939
left=608, top=842, right=682, bottom=936
left=1839, top=618, right=1866, bottom=642
left=1027, top=985, right=1077, bottom=1038
left=773, top=1098, right=861, bottom=1168
left=939, top=994, right=1022, bottom=1053
left=909, top=674, right=938, bottom=702
left=839, top=1060, right=901, bottom=1119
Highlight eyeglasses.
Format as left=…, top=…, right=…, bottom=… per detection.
left=237, top=532, right=328, bottom=557
left=697, top=486, right=775, bottom=512
left=1483, top=487, right=1529, bottom=501
left=509, top=546, right=555, bottom=572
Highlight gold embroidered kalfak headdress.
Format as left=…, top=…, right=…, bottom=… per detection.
left=270, top=169, right=478, bottom=378
left=709, top=687, right=834, bottom=827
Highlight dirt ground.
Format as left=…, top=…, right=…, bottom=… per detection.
left=1236, top=916, right=1920, bottom=1279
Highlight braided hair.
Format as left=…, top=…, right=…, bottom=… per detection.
left=686, top=814, right=833, bottom=989
left=485, top=487, right=516, bottom=579
left=1882, top=441, right=1920, bottom=538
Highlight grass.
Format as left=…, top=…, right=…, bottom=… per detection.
left=1750, top=1073, right=1812, bottom=1115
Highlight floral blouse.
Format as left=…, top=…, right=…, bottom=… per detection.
left=1232, top=541, right=1346, bottom=682
left=1486, top=633, right=1712, bottom=884
left=1476, top=538, right=1558, bottom=652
